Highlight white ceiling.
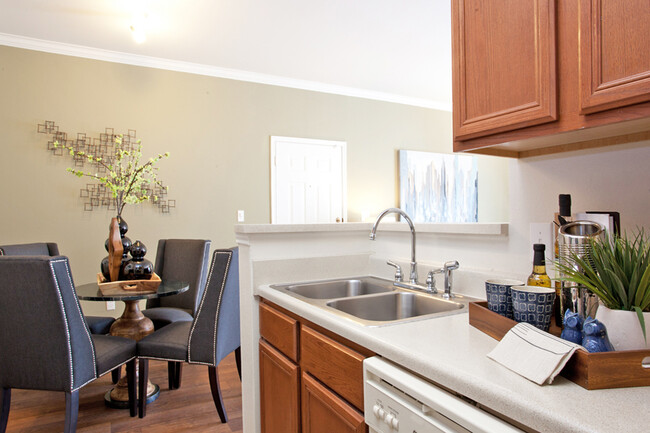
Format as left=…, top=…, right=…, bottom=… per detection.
left=0, top=0, right=452, bottom=110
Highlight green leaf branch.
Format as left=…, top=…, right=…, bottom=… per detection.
left=54, top=134, right=170, bottom=216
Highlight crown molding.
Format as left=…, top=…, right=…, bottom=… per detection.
left=0, top=33, right=451, bottom=112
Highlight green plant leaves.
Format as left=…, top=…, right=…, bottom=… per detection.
left=555, top=229, right=650, bottom=314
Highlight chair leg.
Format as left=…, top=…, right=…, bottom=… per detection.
left=1, top=388, right=10, bottom=433
left=167, top=361, right=176, bottom=390
left=111, top=367, right=121, bottom=384
left=175, top=363, right=183, bottom=389
left=208, top=366, right=228, bottom=424
left=126, top=359, right=137, bottom=418
left=167, top=361, right=183, bottom=389
left=139, top=359, right=149, bottom=419
left=235, top=346, right=242, bottom=381
left=64, top=390, right=79, bottom=433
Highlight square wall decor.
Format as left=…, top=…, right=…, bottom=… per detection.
left=399, top=150, right=478, bottom=223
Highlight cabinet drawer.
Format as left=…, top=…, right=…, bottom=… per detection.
left=300, top=325, right=366, bottom=410
left=260, top=302, right=299, bottom=362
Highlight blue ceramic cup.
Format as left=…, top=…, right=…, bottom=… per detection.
left=511, top=285, right=556, bottom=331
left=485, top=279, right=525, bottom=319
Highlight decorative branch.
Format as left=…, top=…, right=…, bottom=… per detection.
left=38, top=122, right=175, bottom=214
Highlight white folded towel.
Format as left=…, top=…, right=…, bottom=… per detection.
left=487, top=322, right=584, bottom=385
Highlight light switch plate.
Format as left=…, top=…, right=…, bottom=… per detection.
left=106, top=300, right=116, bottom=311
left=237, top=210, right=245, bottom=222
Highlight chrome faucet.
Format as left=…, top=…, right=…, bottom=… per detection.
left=370, top=208, right=418, bottom=284
left=441, top=260, right=460, bottom=299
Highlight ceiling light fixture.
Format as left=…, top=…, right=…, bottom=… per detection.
left=129, top=7, right=149, bottom=44
left=130, top=24, right=146, bottom=43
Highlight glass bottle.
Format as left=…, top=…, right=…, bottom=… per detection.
left=527, top=244, right=551, bottom=287
left=554, top=194, right=572, bottom=325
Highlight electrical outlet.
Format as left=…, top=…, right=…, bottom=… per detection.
left=106, top=300, right=115, bottom=311
left=529, top=222, right=553, bottom=260
left=237, top=210, right=245, bottom=222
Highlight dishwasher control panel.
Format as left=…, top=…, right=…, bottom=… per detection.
left=363, top=356, right=522, bottom=433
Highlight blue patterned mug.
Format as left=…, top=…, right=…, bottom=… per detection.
left=511, top=285, right=556, bottom=331
left=485, top=279, right=525, bottom=319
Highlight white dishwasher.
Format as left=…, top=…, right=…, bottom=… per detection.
left=363, top=357, right=523, bottom=433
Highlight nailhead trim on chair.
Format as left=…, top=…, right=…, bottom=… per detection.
left=50, top=258, right=98, bottom=392
left=187, top=250, right=232, bottom=366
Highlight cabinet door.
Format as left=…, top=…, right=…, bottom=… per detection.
left=259, top=339, right=300, bottom=433
left=452, top=0, right=557, bottom=140
left=301, top=372, right=366, bottom=433
left=579, top=0, right=650, bottom=114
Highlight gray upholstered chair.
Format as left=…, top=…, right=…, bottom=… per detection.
left=143, top=239, right=211, bottom=328
left=137, top=247, right=241, bottom=421
left=0, top=256, right=137, bottom=432
left=142, top=239, right=211, bottom=389
left=0, top=242, right=115, bottom=335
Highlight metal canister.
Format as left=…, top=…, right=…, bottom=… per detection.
left=558, top=221, right=605, bottom=320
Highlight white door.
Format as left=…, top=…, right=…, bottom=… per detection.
left=271, top=136, right=347, bottom=224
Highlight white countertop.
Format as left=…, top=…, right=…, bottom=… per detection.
left=235, top=221, right=508, bottom=236
left=257, top=281, right=650, bottom=433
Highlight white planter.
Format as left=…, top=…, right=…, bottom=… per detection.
left=595, top=305, right=650, bottom=351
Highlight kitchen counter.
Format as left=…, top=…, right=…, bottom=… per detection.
left=256, top=281, right=650, bottom=433
left=234, top=223, right=648, bottom=433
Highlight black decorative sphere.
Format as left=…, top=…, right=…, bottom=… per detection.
left=123, top=258, right=154, bottom=280
left=117, top=216, right=129, bottom=236
left=130, top=240, right=147, bottom=260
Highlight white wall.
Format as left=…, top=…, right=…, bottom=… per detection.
left=369, top=140, right=650, bottom=281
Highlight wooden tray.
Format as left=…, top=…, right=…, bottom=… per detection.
left=469, top=301, right=650, bottom=390
left=96, top=272, right=161, bottom=295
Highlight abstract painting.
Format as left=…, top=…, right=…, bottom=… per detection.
left=399, top=150, right=478, bottom=223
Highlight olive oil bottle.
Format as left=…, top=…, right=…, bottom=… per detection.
left=527, top=244, right=551, bottom=287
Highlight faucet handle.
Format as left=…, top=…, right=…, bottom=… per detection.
left=442, top=261, right=460, bottom=299
left=386, top=260, right=403, bottom=282
left=443, top=260, right=459, bottom=272
left=425, top=268, right=443, bottom=293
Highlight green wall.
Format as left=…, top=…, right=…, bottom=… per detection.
left=0, top=45, right=508, bottom=315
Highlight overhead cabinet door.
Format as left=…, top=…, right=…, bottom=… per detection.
left=579, top=0, right=650, bottom=114
left=452, top=0, right=557, bottom=140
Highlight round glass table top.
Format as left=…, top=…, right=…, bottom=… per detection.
left=76, top=280, right=189, bottom=301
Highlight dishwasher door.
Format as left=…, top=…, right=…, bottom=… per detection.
left=363, top=356, right=522, bottom=433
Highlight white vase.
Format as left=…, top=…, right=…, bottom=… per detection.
left=595, top=305, right=650, bottom=351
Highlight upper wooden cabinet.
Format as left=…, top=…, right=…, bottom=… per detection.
left=452, top=0, right=557, bottom=140
left=452, top=0, right=650, bottom=158
left=579, top=0, right=650, bottom=114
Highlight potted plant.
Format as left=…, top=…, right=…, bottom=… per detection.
left=557, top=229, right=650, bottom=350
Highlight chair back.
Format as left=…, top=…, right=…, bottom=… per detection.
left=0, top=256, right=97, bottom=392
left=147, top=239, right=211, bottom=314
left=188, top=247, right=240, bottom=366
left=0, top=242, right=59, bottom=256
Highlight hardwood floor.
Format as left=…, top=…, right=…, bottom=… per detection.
left=3, top=353, right=243, bottom=433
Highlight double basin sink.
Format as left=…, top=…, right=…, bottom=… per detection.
left=270, top=276, right=479, bottom=326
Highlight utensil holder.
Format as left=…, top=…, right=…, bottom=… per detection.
left=558, top=221, right=604, bottom=320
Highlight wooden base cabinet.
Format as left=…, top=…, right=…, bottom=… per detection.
left=259, top=340, right=300, bottom=433
left=302, top=372, right=366, bottom=433
left=259, top=300, right=371, bottom=433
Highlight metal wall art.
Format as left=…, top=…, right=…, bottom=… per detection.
left=38, top=121, right=175, bottom=213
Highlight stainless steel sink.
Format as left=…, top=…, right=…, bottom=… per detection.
left=327, top=292, right=464, bottom=322
left=270, top=276, right=478, bottom=326
left=282, top=277, right=394, bottom=299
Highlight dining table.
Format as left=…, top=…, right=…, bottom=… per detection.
left=76, top=279, right=189, bottom=408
